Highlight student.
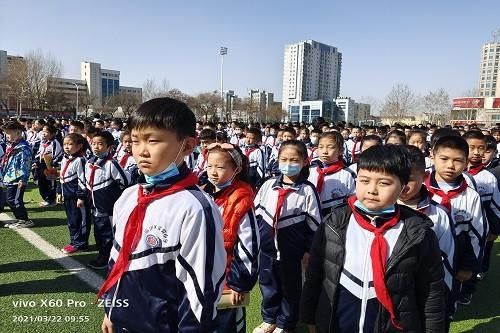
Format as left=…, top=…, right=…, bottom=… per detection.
left=301, top=144, right=445, bottom=333
left=425, top=136, right=486, bottom=309
left=86, top=131, right=130, bottom=270
left=244, top=127, right=266, bottom=188
left=483, top=135, right=500, bottom=185
left=266, top=128, right=296, bottom=177
left=346, top=126, right=363, bottom=163
left=203, top=142, right=260, bottom=333
left=99, top=97, right=226, bottom=333
left=308, top=129, right=321, bottom=162
left=348, top=135, right=383, bottom=174
left=408, top=129, right=432, bottom=165
left=308, top=132, right=355, bottom=216
left=385, top=129, right=407, bottom=145
left=34, top=124, right=63, bottom=207
left=459, top=131, right=500, bottom=304
left=194, top=128, right=217, bottom=184
left=114, top=131, right=139, bottom=185
left=56, top=133, right=90, bottom=254
left=398, top=145, right=456, bottom=330
left=1, top=121, right=34, bottom=229
left=253, top=140, right=321, bottom=333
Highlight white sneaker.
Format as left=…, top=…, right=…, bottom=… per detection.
left=9, top=220, right=35, bottom=229
left=2, top=219, right=19, bottom=228
left=253, top=322, right=277, bottom=333
left=273, top=328, right=291, bottom=333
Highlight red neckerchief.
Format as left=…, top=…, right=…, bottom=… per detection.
left=88, top=156, right=112, bottom=191
left=273, top=187, right=295, bottom=228
left=308, top=147, right=317, bottom=161
left=424, top=174, right=468, bottom=212
left=60, top=154, right=81, bottom=180
left=351, top=139, right=360, bottom=163
left=467, top=164, right=484, bottom=176
left=199, top=148, right=208, bottom=171
left=97, top=172, right=198, bottom=299
left=245, top=146, right=258, bottom=158
left=1, top=142, right=17, bottom=167
left=315, top=160, right=344, bottom=195
left=347, top=196, right=403, bottom=331
left=119, top=151, right=130, bottom=168
left=40, top=141, right=51, bottom=158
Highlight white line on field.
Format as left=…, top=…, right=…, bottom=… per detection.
left=0, top=213, right=104, bottom=291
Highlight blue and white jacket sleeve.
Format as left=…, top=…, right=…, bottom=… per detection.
left=227, top=209, right=260, bottom=293
left=485, top=180, right=500, bottom=235
left=77, top=158, right=87, bottom=199
left=110, top=160, right=130, bottom=189
left=304, top=184, right=322, bottom=251
left=175, top=201, right=226, bottom=331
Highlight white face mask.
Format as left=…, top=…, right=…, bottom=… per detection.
left=311, top=137, right=319, bottom=145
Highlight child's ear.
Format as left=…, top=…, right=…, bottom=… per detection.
left=182, top=137, right=196, bottom=155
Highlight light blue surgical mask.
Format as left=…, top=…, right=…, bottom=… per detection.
left=208, top=170, right=238, bottom=190
left=279, top=163, right=302, bottom=177
left=144, top=140, right=186, bottom=185
left=354, top=200, right=396, bottom=215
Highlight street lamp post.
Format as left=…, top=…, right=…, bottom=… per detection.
left=219, top=46, right=228, bottom=121
left=71, top=82, right=79, bottom=119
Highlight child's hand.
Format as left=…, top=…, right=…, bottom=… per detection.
left=487, top=233, right=498, bottom=241
left=32, top=163, right=38, bottom=168
left=77, top=199, right=85, bottom=208
left=230, top=290, right=244, bottom=306
left=56, top=194, right=63, bottom=204
left=101, top=313, right=114, bottom=333
left=17, top=180, right=25, bottom=188
left=302, top=252, right=310, bottom=270
left=307, top=325, right=317, bottom=333
left=456, top=270, right=473, bottom=282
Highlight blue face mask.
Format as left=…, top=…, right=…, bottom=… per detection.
left=208, top=169, right=238, bottom=190
left=354, top=200, right=396, bottom=215
left=144, top=140, right=185, bottom=185
left=279, top=163, right=302, bottom=177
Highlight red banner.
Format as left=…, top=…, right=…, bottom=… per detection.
left=493, top=98, right=500, bottom=108
left=452, top=98, right=484, bottom=109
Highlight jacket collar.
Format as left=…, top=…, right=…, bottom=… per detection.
left=271, top=173, right=307, bottom=190
left=139, top=162, right=192, bottom=191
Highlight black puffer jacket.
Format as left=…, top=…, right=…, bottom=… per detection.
left=300, top=204, right=445, bottom=333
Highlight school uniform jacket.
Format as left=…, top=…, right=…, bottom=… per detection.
left=104, top=168, right=226, bottom=333
left=244, top=145, right=265, bottom=187
left=35, top=139, right=63, bottom=168
left=254, top=175, right=322, bottom=260
left=1, top=140, right=32, bottom=184
left=426, top=172, right=486, bottom=272
left=346, top=139, right=361, bottom=163
left=308, top=160, right=356, bottom=215
left=467, top=168, right=500, bottom=235
left=58, top=155, right=87, bottom=199
left=300, top=204, right=445, bottom=333
left=85, top=154, right=130, bottom=217
left=413, top=188, right=456, bottom=291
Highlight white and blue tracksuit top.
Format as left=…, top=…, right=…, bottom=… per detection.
left=58, top=155, right=87, bottom=199
left=104, top=171, right=226, bottom=333
left=255, top=175, right=321, bottom=260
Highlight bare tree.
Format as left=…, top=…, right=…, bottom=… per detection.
left=421, top=88, right=451, bottom=125
left=266, top=103, right=286, bottom=122
left=117, top=93, right=141, bottom=118
left=141, top=78, right=170, bottom=101
left=190, top=91, right=220, bottom=122
left=381, top=83, right=417, bottom=119
left=6, top=57, right=29, bottom=115
left=461, top=88, right=480, bottom=97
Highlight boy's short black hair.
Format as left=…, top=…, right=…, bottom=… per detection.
left=385, top=129, right=407, bottom=145
left=199, top=128, right=217, bottom=141
left=70, top=120, right=85, bottom=131
left=216, top=131, right=228, bottom=143
left=311, top=128, right=322, bottom=135
left=86, top=126, right=100, bottom=136
left=93, top=130, right=115, bottom=147
left=358, top=145, right=412, bottom=185
left=282, top=127, right=297, bottom=137
left=404, top=145, right=426, bottom=174
left=111, top=119, right=123, bottom=129
left=318, top=131, right=344, bottom=150
left=44, top=124, right=58, bottom=135
left=247, top=127, right=262, bottom=141
left=128, top=97, right=196, bottom=139
left=462, top=130, right=486, bottom=142
left=361, top=135, right=383, bottom=147
left=3, top=121, right=25, bottom=132
left=485, top=135, right=498, bottom=151
left=430, top=128, right=460, bottom=148
left=408, top=129, right=427, bottom=141
left=432, top=135, right=469, bottom=160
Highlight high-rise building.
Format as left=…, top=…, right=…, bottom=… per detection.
left=479, top=42, right=500, bottom=97
left=282, top=40, right=342, bottom=112
left=81, top=61, right=141, bottom=106
left=249, top=89, right=274, bottom=111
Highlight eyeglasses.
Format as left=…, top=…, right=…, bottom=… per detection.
left=207, top=143, right=235, bottom=150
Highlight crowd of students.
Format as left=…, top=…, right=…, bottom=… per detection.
left=0, top=98, right=498, bottom=333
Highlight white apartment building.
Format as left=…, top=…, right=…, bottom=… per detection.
left=479, top=42, right=500, bottom=97
left=282, top=40, right=342, bottom=112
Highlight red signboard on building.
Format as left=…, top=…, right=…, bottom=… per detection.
left=452, top=98, right=484, bottom=108
left=493, top=98, right=500, bottom=108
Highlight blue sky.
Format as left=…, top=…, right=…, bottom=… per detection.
left=1, top=0, right=499, bottom=103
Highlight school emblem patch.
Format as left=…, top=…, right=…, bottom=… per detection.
left=146, top=234, right=161, bottom=247
left=143, top=224, right=168, bottom=248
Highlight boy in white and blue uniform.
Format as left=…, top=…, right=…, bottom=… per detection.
left=99, top=97, right=226, bottom=333
left=86, top=131, right=130, bottom=270
left=35, top=124, right=63, bottom=206
left=194, top=129, right=216, bottom=186
left=244, top=127, right=266, bottom=188
left=1, top=121, right=33, bottom=228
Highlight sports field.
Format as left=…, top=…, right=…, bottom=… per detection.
left=0, top=185, right=499, bottom=332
